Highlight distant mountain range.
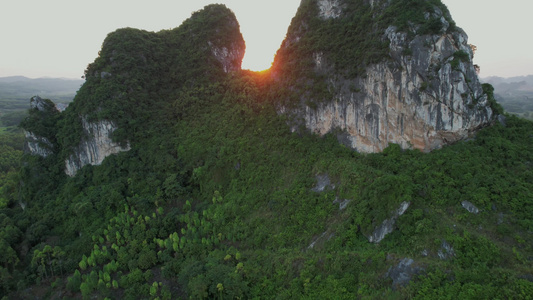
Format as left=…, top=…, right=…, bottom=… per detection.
left=1, top=74, right=531, bottom=117
left=0, top=76, right=84, bottom=126
left=0, top=76, right=83, bottom=103
left=482, top=75, right=533, bottom=119
left=482, top=75, right=533, bottom=92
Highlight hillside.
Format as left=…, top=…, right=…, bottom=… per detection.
left=1, top=1, right=532, bottom=299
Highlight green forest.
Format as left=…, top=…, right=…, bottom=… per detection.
left=1, top=1, right=533, bottom=299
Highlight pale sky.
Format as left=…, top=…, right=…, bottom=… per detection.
left=0, top=0, right=531, bottom=79
left=445, top=0, right=533, bottom=78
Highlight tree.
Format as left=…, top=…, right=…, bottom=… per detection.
left=0, top=241, right=19, bottom=269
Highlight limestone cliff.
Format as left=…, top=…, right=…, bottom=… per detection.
left=273, top=0, right=495, bottom=152
left=64, top=118, right=130, bottom=177
left=24, top=131, right=54, bottom=158
left=22, top=96, right=59, bottom=157
left=22, top=96, right=130, bottom=176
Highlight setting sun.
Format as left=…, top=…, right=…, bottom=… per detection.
left=241, top=48, right=275, bottom=72
left=0, top=0, right=301, bottom=78
left=1, top=0, right=531, bottom=78
left=229, top=1, right=300, bottom=72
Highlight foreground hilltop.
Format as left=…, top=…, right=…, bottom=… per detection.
left=2, top=1, right=531, bottom=299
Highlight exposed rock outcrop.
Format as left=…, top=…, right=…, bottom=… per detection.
left=368, top=201, right=410, bottom=243
left=311, top=173, right=335, bottom=192
left=438, top=239, right=455, bottom=260
left=23, top=98, right=130, bottom=176
left=65, top=118, right=130, bottom=177
left=275, top=0, right=494, bottom=153
left=461, top=200, right=479, bottom=214
left=24, top=131, right=54, bottom=158
left=30, top=95, right=59, bottom=112
left=209, top=40, right=245, bottom=73
left=387, top=258, right=424, bottom=289
left=318, top=0, right=343, bottom=19
left=333, top=197, right=351, bottom=210
left=23, top=96, right=59, bottom=157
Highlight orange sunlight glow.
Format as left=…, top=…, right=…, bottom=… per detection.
left=230, top=1, right=300, bottom=72
left=242, top=42, right=277, bottom=72
left=241, top=51, right=274, bottom=72
left=238, top=30, right=281, bottom=72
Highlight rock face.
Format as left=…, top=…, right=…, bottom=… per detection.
left=318, top=0, right=343, bottom=19
left=461, top=200, right=479, bottom=214
left=209, top=39, right=244, bottom=73
left=274, top=0, right=494, bottom=153
left=23, top=96, right=59, bottom=157
left=24, top=99, right=131, bottom=176
left=30, top=95, right=58, bottom=112
left=65, top=118, right=130, bottom=177
left=438, top=240, right=455, bottom=260
left=311, top=173, right=335, bottom=192
left=368, top=201, right=410, bottom=243
left=24, top=131, right=54, bottom=158
left=387, top=258, right=423, bottom=289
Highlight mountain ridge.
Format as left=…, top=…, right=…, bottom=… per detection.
left=2, top=1, right=532, bottom=299
left=0, top=76, right=83, bottom=103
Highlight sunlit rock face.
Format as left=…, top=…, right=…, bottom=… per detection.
left=65, top=118, right=130, bottom=177
left=275, top=0, right=494, bottom=153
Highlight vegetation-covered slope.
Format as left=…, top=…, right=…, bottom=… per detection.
left=272, top=0, right=455, bottom=82
left=1, top=2, right=532, bottom=299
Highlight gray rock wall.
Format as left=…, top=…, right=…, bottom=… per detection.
left=24, top=131, right=54, bottom=158
left=24, top=96, right=58, bottom=157
left=368, top=201, right=410, bottom=243
left=210, top=40, right=245, bottom=73
left=281, top=5, right=494, bottom=153
left=65, top=118, right=130, bottom=177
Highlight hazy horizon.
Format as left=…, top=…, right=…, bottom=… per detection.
left=1, top=0, right=531, bottom=79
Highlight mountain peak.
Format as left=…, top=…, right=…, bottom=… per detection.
left=272, top=0, right=496, bottom=153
